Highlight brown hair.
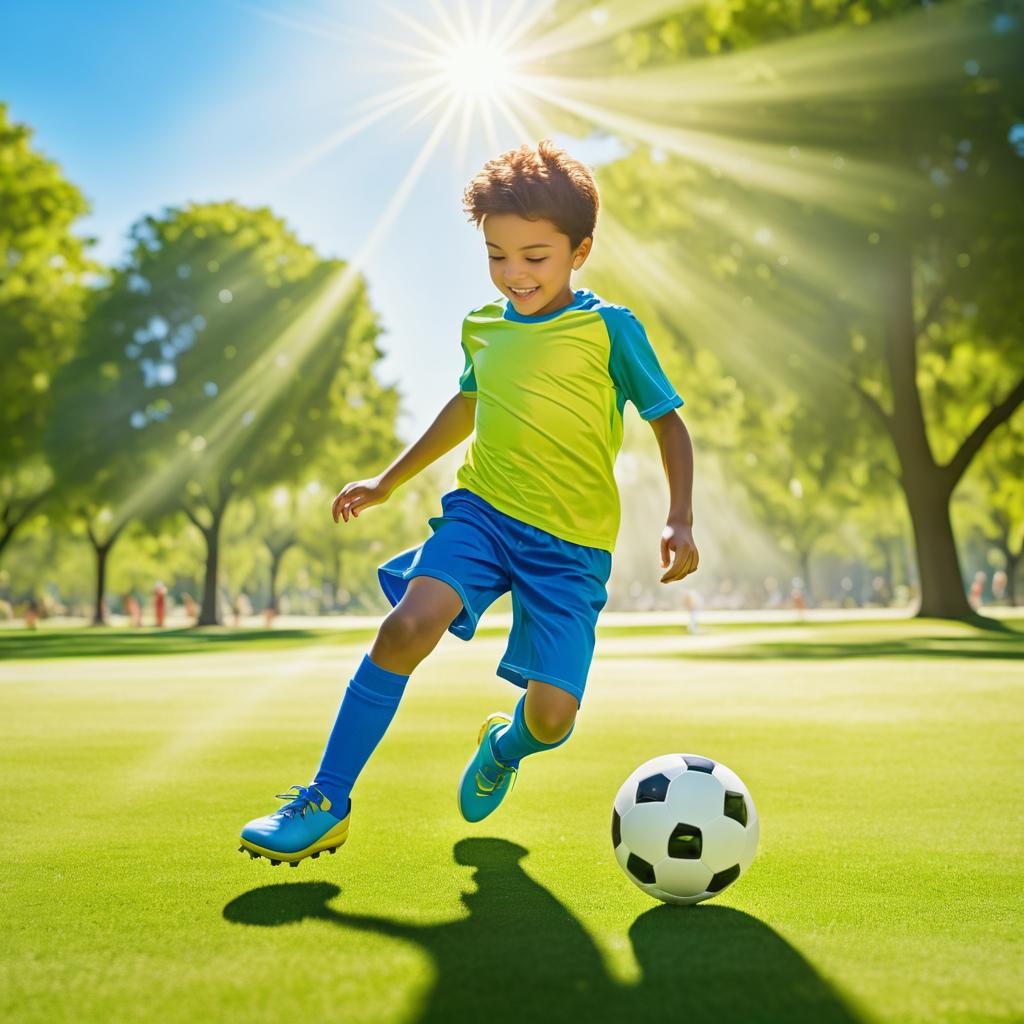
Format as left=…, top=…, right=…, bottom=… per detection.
left=461, top=138, right=599, bottom=253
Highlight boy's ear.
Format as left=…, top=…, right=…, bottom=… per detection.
left=573, top=236, right=593, bottom=269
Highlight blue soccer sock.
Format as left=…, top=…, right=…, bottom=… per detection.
left=492, top=692, right=575, bottom=768
left=312, top=652, right=410, bottom=817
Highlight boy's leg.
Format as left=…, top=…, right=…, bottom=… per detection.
left=491, top=680, right=577, bottom=767
left=240, top=576, right=462, bottom=863
left=312, top=575, right=464, bottom=809
left=457, top=680, right=578, bottom=823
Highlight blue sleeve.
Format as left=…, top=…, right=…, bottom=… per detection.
left=459, top=336, right=477, bottom=394
left=604, top=307, right=684, bottom=419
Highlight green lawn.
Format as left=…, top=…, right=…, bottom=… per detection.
left=1, top=618, right=1021, bottom=1023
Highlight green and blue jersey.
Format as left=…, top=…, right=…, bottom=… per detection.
left=456, top=287, right=684, bottom=553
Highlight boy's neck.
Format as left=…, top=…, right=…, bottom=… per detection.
left=529, top=285, right=576, bottom=317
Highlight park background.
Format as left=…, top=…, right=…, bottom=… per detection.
left=1, top=2, right=1022, bottom=1023
left=1, top=0, right=1021, bottom=628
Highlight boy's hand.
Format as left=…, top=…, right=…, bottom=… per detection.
left=659, top=518, right=699, bottom=583
left=332, top=475, right=393, bottom=524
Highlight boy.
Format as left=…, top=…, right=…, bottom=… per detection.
left=238, top=139, right=699, bottom=866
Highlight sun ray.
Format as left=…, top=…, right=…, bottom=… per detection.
left=623, top=1, right=1004, bottom=107
left=515, top=0, right=705, bottom=64
left=232, top=0, right=442, bottom=65
left=378, top=0, right=459, bottom=54
left=120, top=100, right=461, bottom=528
left=500, top=0, right=565, bottom=54
left=594, top=209, right=860, bottom=398
left=490, top=91, right=542, bottom=145
left=515, top=73, right=926, bottom=222
left=259, top=72, right=449, bottom=190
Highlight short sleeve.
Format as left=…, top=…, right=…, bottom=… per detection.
left=458, top=336, right=477, bottom=394
left=605, top=307, right=684, bottom=419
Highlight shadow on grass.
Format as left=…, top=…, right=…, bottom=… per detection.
left=605, top=630, right=1024, bottom=662
left=224, top=838, right=863, bottom=1024
left=0, top=627, right=381, bottom=661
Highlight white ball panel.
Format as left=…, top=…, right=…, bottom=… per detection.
left=738, top=815, right=760, bottom=873
left=613, top=778, right=636, bottom=818
left=619, top=803, right=672, bottom=866
left=698, top=815, right=748, bottom=874
left=654, top=856, right=714, bottom=899
left=650, top=886, right=711, bottom=906
left=613, top=839, right=632, bottom=875
left=665, top=770, right=727, bottom=826
left=711, top=760, right=746, bottom=792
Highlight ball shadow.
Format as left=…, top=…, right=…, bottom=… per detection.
left=224, top=837, right=864, bottom=1024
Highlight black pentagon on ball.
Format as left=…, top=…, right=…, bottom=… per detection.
left=611, top=808, right=621, bottom=848
left=667, top=822, right=702, bottom=859
left=626, top=852, right=656, bottom=884
left=706, top=863, right=741, bottom=892
left=635, top=773, right=670, bottom=803
left=723, top=790, right=748, bottom=827
left=682, top=754, right=716, bottom=774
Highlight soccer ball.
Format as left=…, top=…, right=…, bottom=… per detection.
left=612, top=753, right=759, bottom=905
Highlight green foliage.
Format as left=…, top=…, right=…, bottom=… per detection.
left=0, top=102, right=98, bottom=465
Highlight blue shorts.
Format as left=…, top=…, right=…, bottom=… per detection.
left=377, top=488, right=612, bottom=706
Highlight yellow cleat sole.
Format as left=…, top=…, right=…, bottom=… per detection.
left=238, top=816, right=350, bottom=866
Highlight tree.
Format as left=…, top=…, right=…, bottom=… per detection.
left=557, top=0, right=1023, bottom=618
left=0, top=102, right=97, bottom=564
left=49, top=201, right=400, bottom=625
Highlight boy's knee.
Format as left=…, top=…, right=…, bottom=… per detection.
left=526, top=704, right=577, bottom=745
left=377, top=606, right=441, bottom=653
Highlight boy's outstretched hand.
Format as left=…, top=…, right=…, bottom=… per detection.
left=659, top=517, right=699, bottom=583
left=332, top=475, right=393, bottom=523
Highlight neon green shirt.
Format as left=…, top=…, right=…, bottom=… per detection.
left=455, top=287, right=684, bottom=553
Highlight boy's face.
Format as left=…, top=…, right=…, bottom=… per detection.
left=483, top=212, right=592, bottom=317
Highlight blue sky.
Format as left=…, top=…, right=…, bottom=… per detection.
left=1, top=0, right=628, bottom=442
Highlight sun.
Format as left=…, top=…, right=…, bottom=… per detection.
left=436, top=37, right=516, bottom=103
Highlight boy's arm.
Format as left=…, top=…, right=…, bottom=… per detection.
left=649, top=410, right=699, bottom=583
left=333, top=392, right=475, bottom=523
left=380, top=391, right=475, bottom=495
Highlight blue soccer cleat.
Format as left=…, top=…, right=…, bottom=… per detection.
left=239, top=784, right=350, bottom=866
left=458, top=712, right=518, bottom=823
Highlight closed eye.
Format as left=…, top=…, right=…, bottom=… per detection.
left=488, top=256, right=547, bottom=263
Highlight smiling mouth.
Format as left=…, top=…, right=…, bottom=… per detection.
left=509, top=286, right=538, bottom=298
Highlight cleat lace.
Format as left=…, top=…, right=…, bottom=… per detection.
left=273, top=784, right=328, bottom=820
left=474, top=737, right=518, bottom=798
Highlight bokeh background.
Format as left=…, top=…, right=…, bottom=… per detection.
left=1, top=0, right=1021, bottom=628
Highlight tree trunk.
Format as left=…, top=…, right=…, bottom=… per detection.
left=198, top=514, right=223, bottom=627
left=266, top=540, right=295, bottom=613
left=879, top=243, right=973, bottom=619
left=92, top=542, right=111, bottom=626
left=86, top=519, right=125, bottom=627
left=1006, top=550, right=1021, bottom=607
left=798, top=549, right=813, bottom=607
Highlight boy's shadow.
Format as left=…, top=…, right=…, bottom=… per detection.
left=224, top=838, right=863, bottom=1024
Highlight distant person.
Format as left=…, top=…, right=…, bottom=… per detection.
left=682, top=589, right=703, bottom=634
left=124, top=592, right=142, bottom=627
left=969, top=570, right=986, bottom=610
left=791, top=577, right=807, bottom=620
left=181, top=592, right=198, bottom=624
left=991, top=569, right=1007, bottom=604
left=24, top=594, right=39, bottom=630
left=237, top=139, right=700, bottom=867
left=153, top=581, right=167, bottom=627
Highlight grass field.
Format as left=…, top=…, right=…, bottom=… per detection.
left=2, top=617, right=1021, bottom=1023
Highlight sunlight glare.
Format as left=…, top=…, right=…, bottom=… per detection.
left=437, top=37, right=514, bottom=101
